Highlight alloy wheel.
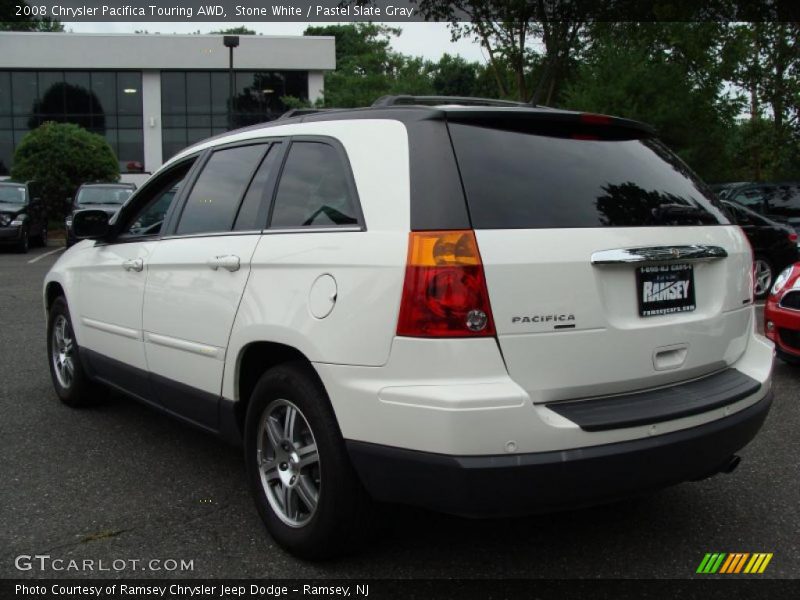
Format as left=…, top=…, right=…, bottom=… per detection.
left=754, top=259, right=772, bottom=297
left=51, top=314, right=75, bottom=389
left=256, top=399, right=321, bottom=528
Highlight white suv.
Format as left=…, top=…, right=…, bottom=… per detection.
left=44, top=97, right=774, bottom=558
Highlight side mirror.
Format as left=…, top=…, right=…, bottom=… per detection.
left=72, top=209, right=110, bottom=240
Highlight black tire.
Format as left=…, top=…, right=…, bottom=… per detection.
left=47, top=296, right=104, bottom=406
left=15, top=227, right=29, bottom=253
left=777, top=348, right=800, bottom=366
left=36, top=225, right=48, bottom=247
left=244, top=361, right=375, bottom=559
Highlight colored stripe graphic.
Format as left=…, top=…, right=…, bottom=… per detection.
left=698, top=552, right=773, bottom=574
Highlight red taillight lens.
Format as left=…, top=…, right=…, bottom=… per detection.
left=397, top=230, right=495, bottom=338
left=789, top=232, right=798, bottom=243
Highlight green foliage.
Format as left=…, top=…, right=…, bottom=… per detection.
left=11, top=123, right=119, bottom=219
left=0, top=0, right=64, bottom=31
left=210, top=27, right=257, bottom=35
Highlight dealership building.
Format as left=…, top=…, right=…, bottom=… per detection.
left=0, top=32, right=335, bottom=181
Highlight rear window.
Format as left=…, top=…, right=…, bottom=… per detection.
left=448, top=123, right=729, bottom=229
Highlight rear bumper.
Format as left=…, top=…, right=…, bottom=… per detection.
left=347, top=389, right=772, bottom=517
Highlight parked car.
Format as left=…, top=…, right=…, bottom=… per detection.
left=709, top=181, right=751, bottom=200
left=65, top=182, right=136, bottom=247
left=722, top=200, right=799, bottom=298
left=764, top=263, right=800, bottom=364
left=44, top=96, right=774, bottom=559
left=728, top=182, right=800, bottom=233
left=0, top=180, right=48, bottom=252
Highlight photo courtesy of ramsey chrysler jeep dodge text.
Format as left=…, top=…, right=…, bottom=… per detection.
left=44, top=96, right=774, bottom=558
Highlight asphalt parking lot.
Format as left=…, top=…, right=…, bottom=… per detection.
left=1, top=244, right=798, bottom=580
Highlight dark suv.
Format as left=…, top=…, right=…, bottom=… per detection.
left=66, top=183, right=136, bottom=247
left=0, top=180, right=48, bottom=253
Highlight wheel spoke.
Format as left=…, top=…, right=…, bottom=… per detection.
left=295, top=476, right=318, bottom=512
left=284, top=405, right=297, bottom=439
left=261, top=462, right=280, bottom=483
left=281, top=485, right=297, bottom=520
left=265, top=415, right=284, bottom=450
left=296, top=442, right=319, bottom=469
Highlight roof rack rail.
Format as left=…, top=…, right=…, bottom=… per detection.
left=278, top=108, right=332, bottom=120
left=371, top=95, right=529, bottom=108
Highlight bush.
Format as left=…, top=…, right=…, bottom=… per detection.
left=10, top=122, right=119, bottom=220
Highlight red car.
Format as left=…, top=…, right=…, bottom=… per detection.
left=765, top=262, right=800, bottom=363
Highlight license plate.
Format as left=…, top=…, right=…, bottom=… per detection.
left=636, top=263, right=696, bottom=317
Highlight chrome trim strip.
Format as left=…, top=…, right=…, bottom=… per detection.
left=261, top=226, right=364, bottom=234
left=591, top=245, right=728, bottom=265
left=160, top=230, right=261, bottom=241
left=144, top=332, right=225, bottom=360
left=81, top=317, right=141, bottom=341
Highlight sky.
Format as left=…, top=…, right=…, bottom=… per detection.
left=65, top=21, right=489, bottom=63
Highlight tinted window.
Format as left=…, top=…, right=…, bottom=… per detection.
left=732, top=188, right=766, bottom=210
left=77, top=186, right=133, bottom=206
left=234, top=143, right=281, bottom=231
left=122, top=162, right=193, bottom=237
left=176, top=144, right=266, bottom=235
left=270, top=142, right=360, bottom=228
left=448, top=124, right=728, bottom=229
left=764, top=185, right=800, bottom=219
left=0, top=184, right=27, bottom=204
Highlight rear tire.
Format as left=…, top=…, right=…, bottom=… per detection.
left=47, top=296, right=104, bottom=406
left=244, top=362, right=375, bottom=559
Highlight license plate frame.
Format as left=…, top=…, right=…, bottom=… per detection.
left=636, top=263, right=696, bottom=317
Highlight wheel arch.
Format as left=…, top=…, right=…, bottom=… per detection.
left=231, top=341, right=327, bottom=439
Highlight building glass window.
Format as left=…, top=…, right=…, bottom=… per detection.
left=160, top=70, right=308, bottom=160
left=0, top=70, right=144, bottom=176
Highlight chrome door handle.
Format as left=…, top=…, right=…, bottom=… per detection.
left=207, top=255, right=240, bottom=272
left=122, top=258, right=144, bottom=272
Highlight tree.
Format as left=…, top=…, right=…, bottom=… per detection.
left=0, top=0, right=64, bottom=31
left=416, top=0, right=588, bottom=103
left=564, top=22, right=742, bottom=182
left=210, top=26, right=257, bottom=35
left=303, top=24, right=434, bottom=107
left=11, top=123, right=119, bottom=219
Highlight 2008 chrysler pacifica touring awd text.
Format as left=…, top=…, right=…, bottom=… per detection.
left=44, top=96, right=774, bottom=558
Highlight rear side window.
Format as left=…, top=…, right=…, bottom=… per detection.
left=269, top=141, right=360, bottom=228
left=448, top=123, right=729, bottom=229
left=176, top=144, right=266, bottom=235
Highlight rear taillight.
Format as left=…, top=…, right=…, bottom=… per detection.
left=396, top=230, right=495, bottom=338
left=789, top=232, right=798, bottom=244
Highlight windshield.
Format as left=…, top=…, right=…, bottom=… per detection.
left=0, top=184, right=27, bottom=204
left=77, top=186, right=133, bottom=206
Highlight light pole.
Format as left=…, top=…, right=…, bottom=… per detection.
left=223, top=35, right=240, bottom=131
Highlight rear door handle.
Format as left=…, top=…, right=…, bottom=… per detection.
left=207, top=255, right=240, bottom=272
left=122, top=258, right=143, bottom=272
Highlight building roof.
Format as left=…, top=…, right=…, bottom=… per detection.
left=0, top=32, right=335, bottom=71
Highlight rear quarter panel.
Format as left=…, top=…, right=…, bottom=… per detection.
left=222, top=120, right=411, bottom=402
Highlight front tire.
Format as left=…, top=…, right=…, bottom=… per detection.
left=16, top=228, right=29, bottom=253
left=244, top=362, right=374, bottom=559
left=47, top=296, right=103, bottom=406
